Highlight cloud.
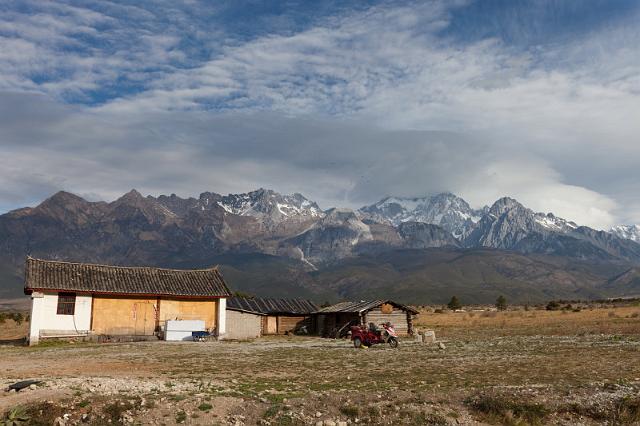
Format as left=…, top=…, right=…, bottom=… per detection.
left=0, top=1, right=639, bottom=229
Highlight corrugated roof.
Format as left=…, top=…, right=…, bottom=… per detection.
left=315, top=300, right=419, bottom=315
left=24, top=257, right=231, bottom=298
left=227, top=297, right=318, bottom=315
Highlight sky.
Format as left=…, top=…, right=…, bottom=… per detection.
left=0, top=0, right=639, bottom=229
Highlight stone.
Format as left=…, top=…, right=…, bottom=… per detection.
left=423, top=330, right=436, bottom=344
left=324, top=421, right=336, bottom=426
left=438, top=342, right=446, bottom=350
left=29, top=384, right=37, bottom=390
left=315, top=422, right=323, bottom=426
left=316, top=412, right=323, bottom=418
left=337, top=422, right=348, bottom=426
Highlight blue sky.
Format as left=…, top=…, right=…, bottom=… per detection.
left=0, top=0, right=639, bottom=228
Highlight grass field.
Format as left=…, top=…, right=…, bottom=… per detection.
left=0, top=305, right=639, bottom=425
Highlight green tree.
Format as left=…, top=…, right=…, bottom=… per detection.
left=447, top=296, right=462, bottom=311
left=495, top=295, right=507, bottom=311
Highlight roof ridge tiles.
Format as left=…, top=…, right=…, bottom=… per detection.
left=26, top=257, right=219, bottom=273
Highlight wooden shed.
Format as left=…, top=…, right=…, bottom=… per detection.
left=24, top=257, right=231, bottom=345
left=314, top=300, right=418, bottom=337
left=226, top=297, right=318, bottom=335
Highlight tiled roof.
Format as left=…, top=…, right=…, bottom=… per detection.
left=227, top=297, right=318, bottom=315
left=314, top=300, right=419, bottom=315
left=24, top=257, right=231, bottom=298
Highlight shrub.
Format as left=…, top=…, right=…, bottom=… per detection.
left=433, top=309, right=444, bottom=314
left=11, top=313, right=24, bottom=325
left=447, top=296, right=462, bottom=310
left=546, top=300, right=561, bottom=311
left=339, top=405, right=360, bottom=418
left=466, top=393, right=548, bottom=425
left=197, top=403, right=213, bottom=412
left=2, top=406, right=30, bottom=425
left=175, top=410, right=187, bottom=423
left=495, top=295, right=507, bottom=311
left=0, top=313, right=6, bottom=324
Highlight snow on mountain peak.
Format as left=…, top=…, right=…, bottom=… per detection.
left=610, top=224, right=640, bottom=242
left=216, top=189, right=323, bottom=222
left=359, top=192, right=483, bottom=239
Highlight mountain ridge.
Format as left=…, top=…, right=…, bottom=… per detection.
left=1, top=188, right=638, bottom=302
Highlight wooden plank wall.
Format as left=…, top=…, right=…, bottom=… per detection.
left=365, top=306, right=409, bottom=335
left=91, top=296, right=218, bottom=335
left=277, top=315, right=311, bottom=334
left=92, top=296, right=156, bottom=335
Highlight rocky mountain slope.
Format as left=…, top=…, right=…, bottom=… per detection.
left=1, top=188, right=639, bottom=301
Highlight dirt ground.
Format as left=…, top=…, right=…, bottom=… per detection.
left=1, top=305, right=639, bottom=425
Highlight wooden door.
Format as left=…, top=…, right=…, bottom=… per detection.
left=266, top=316, right=277, bottom=334
left=133, top=301, right=155, bottom=335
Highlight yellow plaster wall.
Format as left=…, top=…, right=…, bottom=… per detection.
left=159, top=299, right=217, bottom=330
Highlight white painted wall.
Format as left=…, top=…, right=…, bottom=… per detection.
left=28, top=292, right=92, bottom=345
left=217, top=297, right=226, bottom=338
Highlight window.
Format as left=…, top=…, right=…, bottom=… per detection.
left=56, top=292, right=76, bottom=315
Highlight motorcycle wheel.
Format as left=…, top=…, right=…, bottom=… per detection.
left=388, top=337, right=398, bottom=348
left=353, top=337, right=362, bottom=348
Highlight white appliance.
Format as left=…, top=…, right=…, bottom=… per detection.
left=164, top=319, right=206, bottom=341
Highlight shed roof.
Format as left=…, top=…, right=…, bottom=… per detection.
left=227, top=297, right=318, bottom=315
left=314, top=300, right=419, bottom=315
left=24, top=257, right=231, bottom=298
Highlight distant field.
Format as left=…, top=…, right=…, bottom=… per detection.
left=1, top=305, right=639, bottom=425
left=416, top=305, right=640, bottom=338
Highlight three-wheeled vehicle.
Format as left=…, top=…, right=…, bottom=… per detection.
left=350, top=322, right=399, bottom=348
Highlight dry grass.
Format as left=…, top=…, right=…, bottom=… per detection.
left=415, top=305, right=640, bottom=338
left=0, top=318, right=28, bottom=343
left=0, top=306, right=639, bottom=424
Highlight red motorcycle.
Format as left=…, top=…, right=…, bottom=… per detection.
left=350, top=322, right=399, bottom=348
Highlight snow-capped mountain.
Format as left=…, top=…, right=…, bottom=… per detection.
left=217, top=188, right=323, bottom=223
left=359, top=193, right=485, bottom=239
left=611, top=225, right=640, bottom=243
